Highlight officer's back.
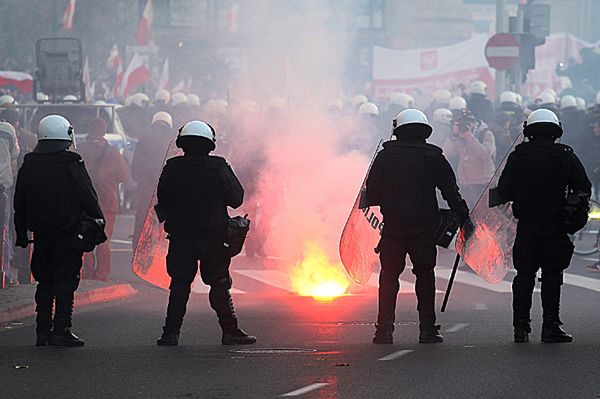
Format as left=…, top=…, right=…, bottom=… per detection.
left=158, top=148, right=243, bottom=239
left=367, top=112, right=468, bottom=229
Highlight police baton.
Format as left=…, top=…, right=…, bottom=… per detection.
left=441, top=253, right=460, bottom=313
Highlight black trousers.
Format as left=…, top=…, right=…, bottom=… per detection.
left=163, top=236, right=237, bottom=334
left=377, top=225, right=437, bottom=331
left=512, top=220, right=574, bottom=326
left=30, top=233, right=83, bottom=334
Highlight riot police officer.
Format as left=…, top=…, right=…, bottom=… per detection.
left=155, top=120, right=256, bottom=346
left=496, top=109, right=591, bottom=343
left=14, top=115, right=105, bottom=347
left=365, top=109, right=469, bottom=344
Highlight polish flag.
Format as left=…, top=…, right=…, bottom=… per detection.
left=106, top=45, right=122, bottom=70
left=0, top=71, right=33, bottom=93
left=119, top=53, right=149, bottom=97
left=136, top=0, right=153, bottom=45
left=158, top=57, right=169, bottom=91
left=62, top=0, right=76, bottom=31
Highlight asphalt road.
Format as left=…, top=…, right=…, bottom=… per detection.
left=1, top=214, right=599, bottom=398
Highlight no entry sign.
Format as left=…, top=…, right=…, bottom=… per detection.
left=485, top=33, right=520, bottom=70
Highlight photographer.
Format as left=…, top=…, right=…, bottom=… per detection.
left=443, top=108, right=496, bottom=208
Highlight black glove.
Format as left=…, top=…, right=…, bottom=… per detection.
left=16, top=235, right=29, bottom=248
left=462, top=217, right=476, bottom=241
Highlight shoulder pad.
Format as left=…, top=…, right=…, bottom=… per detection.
left=63, top=150, right=83, bottom=161
left=556, top=143, right=574, bottom=153
left=423, top=143, right=443, bottom=154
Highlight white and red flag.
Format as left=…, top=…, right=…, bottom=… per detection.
left=158, top=57, right=169, bottom=91
left=106, top=45, right=122, bottom=70
left=62, top=0, right=76, bottom=31
left=112, top=60, right=124, bottom=98
left=0, top=71, right=33, bottom=93
left=119, top=53, right=149, bottom=98
left=136, top=0, right=153, bottom=45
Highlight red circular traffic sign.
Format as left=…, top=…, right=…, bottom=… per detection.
left=485, top=33, right=520, bottom=70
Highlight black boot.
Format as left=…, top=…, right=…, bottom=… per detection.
left=373, top=324, right=394, bottom=344
left=157, top=330, right=179, bottom=346
left=49, top=328, right=85, bottom=347
left=36, top=333, right=50, bottom=346
left=541, top=320, right=573, bottom=343
left=35, top=282, right=54, bottom=347
left=209, top=282, right=256, bottom=345
left=222, top=329, right=257, bottom=345
left=419, top=325, right=444, bottom=343
left=375, top=270, right=399, bottom=345
left=513, top=319, right=531, bottom=343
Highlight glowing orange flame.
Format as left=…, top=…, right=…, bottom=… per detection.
left=291, top=241, right=350, bottom=302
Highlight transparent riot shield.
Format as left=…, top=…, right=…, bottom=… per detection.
left=339, top=142, right=383, bottom=284
left=132, top=140, right=181, bottom=290
left=455, top=138, right=522, bottom=284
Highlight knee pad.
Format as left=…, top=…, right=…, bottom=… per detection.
left=209, top=276, right=232, bottom=290
left=412, top=268, right=434, bottom=280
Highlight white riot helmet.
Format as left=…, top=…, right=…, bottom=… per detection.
left=37, top=115, right=74, bottom=141
left=151, top=111, right=173, bottom=129
left=560, top=95, right=577, bottom=110
left=154, top=89, right=171, bottom=104
left=186, top=94, right=200, bottom=106
left=389, top=92, right=415, bottom=109
left=524, top=108, right=562, bottom=139
left=358, top=102, right=379, bottom=116
left=515, top=93, right=524, bottom=107
left=499, top=91, right=518, bottom=104
left=131, top=93, right=150, bottom=107
left=212, top=99, right=229, bottom=115
left=541, top=88, right=557, bottom=98
left=469, top=81, right=487, bottom=96
left=393, top=109, right=432, bottom=137
left=576, top=97, right=586, bottom=111
left=0, top=122, right=16, bottom=140
left=432, top=89, right=452, bottom=105
left=433, top=108, right=453, bottom=125
left=36, top=92, right=49, bottom=102
left=352, top=95, right=368, bottom=108
left=0, top=94, right=15, bottom=107
left=63, top=95, right=77, bottom=102
left=536, top=92, right=556, bottom=105
left=171, top=92, right=187, bottom=106
left=596, top=91, right=600, bottom=105
left=178, top=120, right=216, bottom=142
left=448, top=96, right=467, bottom=111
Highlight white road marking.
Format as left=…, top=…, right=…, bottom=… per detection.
left=563, top=272, right=600, bottom=292
left=110, top=249, right=132, bottom=253
left=366, top=273, right=443, bottom=293
left=582, top=257, right=597, bottom=262
left=436, top=269, right=540, bottom=293
left=111, top=239, right=132, bottom=245
left=445, top=323, right=468, bottom=333
left=190, top=284, right=245, bottom=294
left=506, top=269, right=600, bottom=293
left=378, top=349, right=414, bottom=361
left=234, top=270, right=294, bottom=292
left=280, top=383, right=329, bottom=397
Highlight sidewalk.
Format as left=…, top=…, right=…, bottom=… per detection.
left=0, top=280, right=137, bottom=324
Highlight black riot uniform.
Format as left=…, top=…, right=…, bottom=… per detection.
left=496, top=110, right=591, bottom=343
left=14, top=128, right=104, bottom=347
left=155, top=121, right=256, bottom=346
left=366, top=109, right=469, bottom=344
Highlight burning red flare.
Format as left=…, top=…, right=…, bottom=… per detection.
left=291, top=241, right=350, bottom=302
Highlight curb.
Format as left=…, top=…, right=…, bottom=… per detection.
left=0, top=284, right=138, bottom=325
